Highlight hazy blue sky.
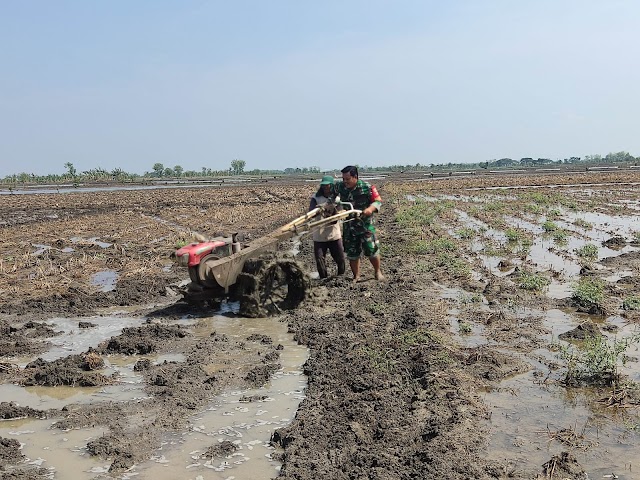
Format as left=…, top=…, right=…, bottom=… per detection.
left=1, top=0, right=639, bottom=176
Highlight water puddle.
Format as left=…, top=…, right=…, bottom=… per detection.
left=485, top=370, right=637, bottom=478
left=30, top=244, right=75, bottom=255
left=468, top=181, right=640, bottom=191
left=91, top=270, right=119, bottom=292
left=40, top=316, right=145, bottom=363
left=70, top=237, right=113, bottom=249
left=0, top=312, right=309, bottom=479
left=436, top=282, right=490, bottom=348
left=485, top=309, right=640, bottom=478
left=118, top=314, right=308, bottom=479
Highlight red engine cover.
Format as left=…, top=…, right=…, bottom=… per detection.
left=175, top=241, right=227, bottom=267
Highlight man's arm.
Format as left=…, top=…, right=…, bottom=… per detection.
left=309, top=197, right=318, bottom=212
left=362, top=185, right=382, bottom=217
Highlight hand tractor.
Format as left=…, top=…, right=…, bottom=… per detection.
left=174, top=202, right=360, bottom=317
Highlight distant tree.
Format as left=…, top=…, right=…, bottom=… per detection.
left=495, top=158, right=516, bottom=167
left=163, top=167, right=174, bottom=177
left=605, top=151, right=634, bottom=164
left=537, top=158, right=552, bottom=165
left=64, top=162, right=77, bottom=177
left=584, top=154, right=602, bottom=164
left=520, top=157, right=534, bottom=166
left=111, top=168, right=125, bottom=180
left=152, top=163, right=165, bottom=177
left=231, top=159, right=246, bottom=175
left=173, top=165, right=183, bottom=177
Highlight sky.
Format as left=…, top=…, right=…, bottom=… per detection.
left=1, top=0, right=639, bottom=177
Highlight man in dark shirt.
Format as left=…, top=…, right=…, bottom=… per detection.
left=335, top=165, right=383, bottom=282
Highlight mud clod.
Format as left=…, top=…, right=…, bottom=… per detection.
left=0, top=402, right=46, bottom=420
left=558, top=322, right=601, bottom=341
left=202, top=441, right=238, bottom=458
left=98, top=323, right=188, bottom=355
left=0, top=437, right=24, bottom=470
left=542, top=451, right=587, bottom=479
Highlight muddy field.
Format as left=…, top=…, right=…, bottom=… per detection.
left=1, top=171, right=640, bottom=479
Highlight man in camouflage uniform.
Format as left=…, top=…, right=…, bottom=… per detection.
left=335, top=165, right=383, bottom=282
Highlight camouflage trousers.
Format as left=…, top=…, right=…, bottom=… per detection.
left=343, top=220, right=380, bottom=260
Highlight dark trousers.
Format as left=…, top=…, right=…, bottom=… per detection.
left=314, top=239, right=346, bottom=279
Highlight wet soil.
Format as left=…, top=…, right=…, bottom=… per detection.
left=1, top=171, right=640, bottom=478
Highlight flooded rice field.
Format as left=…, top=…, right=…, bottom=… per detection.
left=0, top=308, right=308, bottom=479
left=392, top=177, right=640, bottom=478
left=1, top=171, right=640, bottom=479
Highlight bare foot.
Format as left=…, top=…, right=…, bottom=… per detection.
left=375, top=271, right=384, bottom=281
left=352, top=276, right=360, bottom=284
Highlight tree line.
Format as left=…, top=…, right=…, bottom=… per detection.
left=361, top=151, right=637, bottom=173
left=1, top=152, right=637, bottom=185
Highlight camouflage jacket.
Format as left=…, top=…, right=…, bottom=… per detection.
left=336, top=179, right=382, bottom=225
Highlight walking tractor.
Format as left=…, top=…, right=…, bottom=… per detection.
left=174, top=202, right=360, bottom=317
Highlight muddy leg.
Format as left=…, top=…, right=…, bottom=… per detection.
left=314, top=241, right=329, bottom=279
left=349, top=258, right=360, bottom=283
left=369, top=255, right=383, bottom=281
left=329, top=239, right=346, bottom=275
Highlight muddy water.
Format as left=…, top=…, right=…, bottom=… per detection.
left=486, top=370, right=637, bottom=478
left=127, top=314, right=308, bottom=480
left=0, top=312, right=309, bottom=479
left=485, top=308, right=640, bottom=479
left=440, top=270, right=640, bottom=477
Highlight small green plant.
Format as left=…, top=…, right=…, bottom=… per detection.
left=558, top=332, right=640, bottom=387
left=411, top=237, right=457, bottom=255
left=542, top=220, right=558, bottom=232
left=400, top=329, right=440, bottom=346
left=432, top=349, right=455, bottom=367
left=518, top=270, right=550, bottom=291
left=395, top=200, right=455, bottom=228
left=458, top=322, right=472, bottom=335
left=572, top=277, right=605, bottom=313
left=519, top=237, right=533, bottom=256
left=468, top=206, right=481, bottom=218
left=562, top=199, right=578, bottom=210
left=420, top=252, right=471, bottom=278
left=459, top=293, right=483, bottom=304
left=505, top=228, right=523, bottom=242
left=552, top=229, right=568, bottom=245
left=547, top=208, right=562, bottom=218
left=175, top=239, right=190, bottom=248
left=456, top=227, right=476, bottom=240
left=367, top=303, right=386, bottom=314
left=415, top=262, right=430, bottom=274
left=575, top=244, right=598, bottom=261
left=358, top=346, right=395, bottom=372
left=482, top=246, right=500, bottom=256
left=483, top=201, right=504, bottom=212
left=522, top=191, right=550, bottom=205
left=573, top=218, right=593, bottom=229
left=623, top=296, right=640, bottom=311
left=524, top=203, right=543, bottom=215
left=435, top=253, right=470, bottom=277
